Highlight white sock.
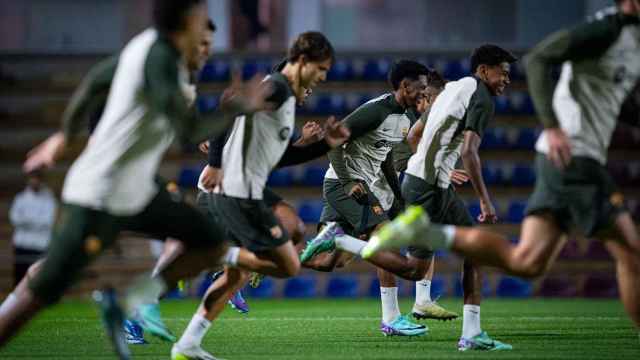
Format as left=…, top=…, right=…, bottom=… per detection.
left=430, top=225, right=456, bottom=250
left=0, top=293, right=17, bottom=314
left=415, top=279, right=432, bottom=305
left=222, top=246, right=240, bottom=267
left=177, top=313, right=211, bottom=348
left=380, top=287, right=401, bottom=324
left=335, top=234, right=366, bottom=256
left=462, top=304, right=482, bottom=339
left=125, top=276, right=167, bottom=315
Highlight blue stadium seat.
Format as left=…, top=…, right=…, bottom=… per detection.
left=327, top=59, right=354, bottom=81
left=329, top=94, right=347, bottom=115
left=511, top=164, right=536, bottom=186
left=298, top=200, right=324, bottom=224
left=327, top=276, right=359, bottom=298
left=467, top=200, right=481, bottom=221
left=199, top=63, right=216, bottom=82
left=480, top=128, right=508, bottom=149
left=344, top=92, right=364, bottom=113
left=362, top=59, right=390, bottom=81
left=267, top=169, right=294, bottom=187
left=443, top=59, right=470, bottom=80
left=301, top=166, right=327, bottom=187
left=177, top=166, right=202, bottom=188
left=506, top=200, right=528, bottom=223
left=246, top=277, right=275, bottom=298
left=494, top=96, right=510, bottom=115
left=284, top=276, right=317, bottom=298
left=242, top=59, right=271, bottom=79
left=508, top=91, right=527, bottom=115
left=496, top=276, right=532, bottom=298
left=522, top=94, right=536, bottom=115
left=429, top=276, right=447, bottom=299
left=482, top=163, right=505, bottom=185
left=196, top=95, right=218, bottom=113
left=199, top=60, right=230, bottom=82
left=313, top=94, right=333, bottom=115
left=514, top=128, right=537, bottom=149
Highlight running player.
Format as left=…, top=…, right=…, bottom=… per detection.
left=303, top=47, right=516, bottom=349
left=169, top=31, right=351, bottom=360
left=301, top=60, right=430, bottom=336
left=364, top=0, right=640, bottom=340
left=0, top=1, right=273, bottom=358
left=403, top=69, right=463, bottom=321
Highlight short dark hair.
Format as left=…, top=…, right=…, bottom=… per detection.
left=153, top=0, right=205, bottom=34
left=388, top=60, right=429, bottom=91
left=207, top=19, right=217, bottom=32
left=288, top=32, right=335, bottom=65
left=470, top=44, right=517, bottom=73
left=426, top=68, right=446, bottom=89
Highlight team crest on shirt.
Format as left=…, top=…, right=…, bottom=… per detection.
left=279, top=127, right=291, bottom=141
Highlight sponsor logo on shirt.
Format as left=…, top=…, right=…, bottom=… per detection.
left=279, top=127, right=291, bottom=141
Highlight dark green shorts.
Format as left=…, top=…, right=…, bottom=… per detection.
left=211, top=193, right=288, bottom=253
left=401, top=174, right=474, bottom=259
left=526, top=154, right=626, bottom=236
left=262, top=187, right=284, bottom=207
left=29, top=187, right=225, bottom=304
left=318, top=179, right=388, bottom=237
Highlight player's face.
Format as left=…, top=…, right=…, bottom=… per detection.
left=423, top=85, right=442, bottom=107
left=181, top=3, right=209, bottom=71
left=482, top=62, right=511, bottom=96
left=300, top=58, right=332, bottom=92
left=189, top=30, right=213, bottom=72
left=402, top=75, right=428, bottom=108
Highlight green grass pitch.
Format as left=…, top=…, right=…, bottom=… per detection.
left=1, top=298, right=638, bottom=359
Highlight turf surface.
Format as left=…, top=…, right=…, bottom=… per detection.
left=1, top=298, right=638, bottom=359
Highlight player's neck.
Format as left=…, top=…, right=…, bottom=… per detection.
left=393, top=91, right=408, bottom=109
left=282, top=63, right=304, bottom=102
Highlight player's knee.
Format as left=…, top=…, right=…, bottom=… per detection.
left=283, top=258, right=301, bottom=277
left=514, top=258, right=546, bottom=279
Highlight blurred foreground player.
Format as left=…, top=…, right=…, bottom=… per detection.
left=0, top=1, right=273, bottom=358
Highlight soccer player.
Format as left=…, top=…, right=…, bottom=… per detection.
left=303, top=47, right=516, bottom=349
left=301, top=60, right=430, bottom=336
left=169, top=31, right=351, bottom=360
left=364, top=0, right=640, bottom=338
left=403, top=69, right=463, bottom=321
left=0, top=0, right=272, bottom=357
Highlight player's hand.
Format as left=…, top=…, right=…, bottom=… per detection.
left=296, top=121, right=324, bottom=146
left=345, top=181, right=368, bottom=204
left=200, top=165, right=223, bottom=191
left=23, top=131, right=67, bottom=173
left=545, top=127, right=571, bottom=170
left=198, top=141, right=210, bottom=154
left=221, top=72, right=274, bottom=114
left=478, top=199, right=498, bottom=224
left=323, top=116, right=351, bottom=148
left=450, top=169, right=469, bottom=185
